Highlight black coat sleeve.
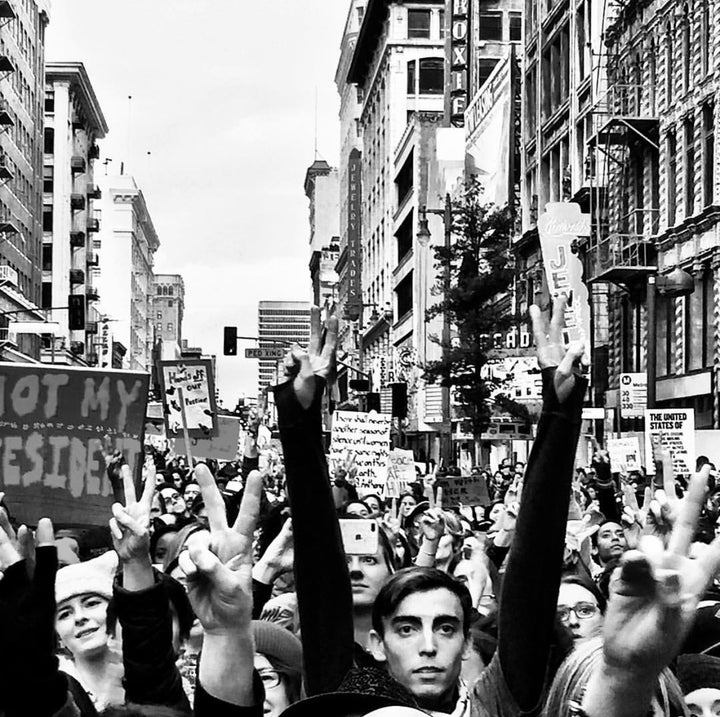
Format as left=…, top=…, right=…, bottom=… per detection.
left=113, top=571, right=191, bottom=713
left=273, top=378, right=355, bottom=696
left=193, top=673, right=264, bottom=717
left=497, top=368, right=587, bottom=713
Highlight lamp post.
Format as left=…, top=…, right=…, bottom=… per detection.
left=646, top=266, right=695, bottom=409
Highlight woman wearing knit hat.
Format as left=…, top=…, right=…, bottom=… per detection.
left=676, top=653, right=720, bottom=717
left=54, top=550, right=124, bottom=710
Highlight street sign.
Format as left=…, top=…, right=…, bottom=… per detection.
left=245, top=347, right=286, bottom=360
left=619, top=373, right=647, bottom=418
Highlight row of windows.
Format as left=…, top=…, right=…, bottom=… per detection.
left=477, top=11, right=522, bottom=43
left=407, top=8, right=445, bottom=41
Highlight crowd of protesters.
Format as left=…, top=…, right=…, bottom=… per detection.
left=1, top=299, right=720, bottom=716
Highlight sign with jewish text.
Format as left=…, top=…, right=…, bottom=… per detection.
left=439, top=474, right=490, bottom=508
left=644, top=409, right=696, bottom=480
left=538, top=203, right=591, bottom=358
left=330, top=410, right=391, bottom=494
left=171, top=415, right=241, bottom=461
left=607, top=436, right=642, bottom=473
left=159, top=359, right=217, bottom=438
left=386, top=448, right=417, bottom=498
left=0, top=364, right=149, bottom=526
left=620, top=373, right=647, bottom=419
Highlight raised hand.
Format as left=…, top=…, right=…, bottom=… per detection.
left=252, top=517, right=294, bottom=585
left=109, top=462, right=156, bottom=564
left=282, top=306, right=339, bottom=409
left=418, top=507, right=446, bottom=543
left=529, top=296, right=588, bottom=403
left=186, top=466, right=263, bottom=634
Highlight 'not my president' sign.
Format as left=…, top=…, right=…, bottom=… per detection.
left=0, top=363, right=149, bottom=526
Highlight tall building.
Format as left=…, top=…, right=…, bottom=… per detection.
left=346, top=0, right=446, bottom=382
left=257, top=301, right=310, bottom=392
left=153, top=273, right=184, bottom=347
left=42, top=62, right=107, bottom=365
left=334, top=0, right=368, bottom=405
left=304, top=158, right=340, bottom=308
left=584, top=0, right=719, bottom=429
left=0, top=1, right=50, bottom=362
left=95, top=174, right=159, bottom=372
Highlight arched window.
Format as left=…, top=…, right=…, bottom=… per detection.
left=682, top=4, right=691, bottom=94
left=665, top=21, right=674, bottom=107
left=647, top=38, right=657, bottom=114
left=168, top=286, right=174, bottom=296
left=701, top=0, right=711, bottom=75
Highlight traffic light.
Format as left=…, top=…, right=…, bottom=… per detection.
left=390, top=382, right=408, bottom=419
left=223, top=326, right=238, bottom=356
left=68, top=294, right=85, bottom=330
left=366, top=392, right=381, bottom=412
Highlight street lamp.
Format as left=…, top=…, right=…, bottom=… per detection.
left=646, top=266, right=695, bottom=408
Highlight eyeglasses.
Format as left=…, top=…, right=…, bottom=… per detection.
left=258, top=668, right=281, bottom=689
left=557, top=602, right=599, bottom=623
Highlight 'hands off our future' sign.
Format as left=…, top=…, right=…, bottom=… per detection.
left=0, top=363, right=149, bottom=526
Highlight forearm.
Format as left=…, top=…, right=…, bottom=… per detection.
left=275, top=379, right=354, bottom=695
left=596, top=463, right=621, bottom=522
left=198, top=630, right=255, bottom=706
left=122, top=555, right=155, bottom=591
left=499, top=369, right=586, bottom=711
left=414, top=537, right=439, bottom=567
left=582, top=661, right=656, bottom=717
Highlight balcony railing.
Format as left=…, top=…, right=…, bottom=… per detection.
left=87, top=217, right=100, bottom=232
left=70, top=156, right=86, bottom=173
left=70, top=230, right=86, bottom=248
left=69, top=268, right=85, bottom=285
left=70, top=193, right=86, bottom=210
left=0, top=264, right=18, bottom=286
left=0, top=155, right=13, bottom=182
left=0, top=100, right=13, bottom=129
left=86, top=252, right=99, bottom=267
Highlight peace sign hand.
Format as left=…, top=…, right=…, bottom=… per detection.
left=282, top=307, right=339, bottom=409
left=529, top=296, right=588, bottom=404
left=109, top=462, right=156, bottom=564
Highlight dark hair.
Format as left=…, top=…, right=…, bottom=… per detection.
left=560, top=574, right=607, bottom=613
left=264, top=652, right=302, bottom=704
left=362, top=493, right=385, bottom=511
left=149, top=522, right=179, bottom=563
left=372, top=567, right=473, bottom=637
left=101, top=705, right=188, bottom=716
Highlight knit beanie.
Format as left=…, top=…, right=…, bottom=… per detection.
left=55, top=550, right=118, bottom=605
left=252, top=619, right=303, bottom=677
left=676, top=653, right=720, bottom=694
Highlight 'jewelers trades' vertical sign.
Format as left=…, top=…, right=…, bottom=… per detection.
left=0, top=363, right=149, bottom=526
left=537, top=202, right=592, bottom=359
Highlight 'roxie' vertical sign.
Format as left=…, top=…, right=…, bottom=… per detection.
left=449, top=0, right=468, bottom=127
left=537, top=202, right=592, bottom=358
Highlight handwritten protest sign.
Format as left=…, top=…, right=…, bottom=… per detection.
left=386, top=448, right=417, bottom=498
left=330, top=410, right=391, bottom=494
left=159, top=359, right=217, bottom=438
left=439, top=474, right=490, bottom=508
left=0, top=363, right=148, bottom=526
left=644, top=409, right=695, bottom=480
left=171, top=415, right=241, bottom=461
left=607, top=436, right=642, bottom=473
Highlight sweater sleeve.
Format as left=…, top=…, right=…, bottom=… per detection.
left=113, top=572, right=191, bottom=713
left=497, top=368, right=586, bottom=713
left=194, top=673, right=264, bottom=717
left=595, top=461, right=622, bottom=523
left=273, top=378, right=355, bottom=696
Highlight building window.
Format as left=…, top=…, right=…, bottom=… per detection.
left=477, top=58, right=500, bottom=90
left=408, top=9, right=431, bottom=39
left=703, top=102, right=715, bottom=206
left=704, top=270, right=714, bottom=367
left=395, top=211, right=413, bottom=263
left=167, top=323, right=173, bottom=332
left=168, top=299, right=173, bottom=307
left=396, top=151, right=413, bottom=206
left=168, top=286, right=174, bottom=296
left=43, top=165, right=53, bottom=194
left=41, top=281, right=52, bottom=309
left=357, top=6, right=364, bottom=25
left=667, top=129, right=677, bottom=225
left=42, top=206, right=53, bottom=232
left=647, top=39, right=657, bottom=115
left=509, top=12, right=522, bottom=42
left=44, top=90, right=54, bottom=113
left=395, top=272, right=413, bottom=318
left=157, top=311, right=162, bottom=320
left=438, top=9, right=445, bottom=39
left=418, top=58, right=444, bottom=94
left=43, top=127, right=54, bottom=154
left=541, top=23, right=570, bottom=119
left=665, top=23, right=673, bottom=106
left=656, top=295, right=676, bottom=377
left=701, top=0, right=711, bottom=76
left=407, top=61, right=416, bottom=94
left=42, top=244, right=52, bottom=271
left=684, top=116, right=695, bottom=218
left=682, top=5, right=691, bottom=95
left=479, top=11, right=503, bottom=41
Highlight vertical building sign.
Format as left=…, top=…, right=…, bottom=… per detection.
left=346, top=148, right=362, bottom=320
left=449, top=0, right=468, bottom=127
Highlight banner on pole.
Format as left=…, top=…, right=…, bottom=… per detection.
left=330, top=410, right=391, bottom=495
left=158, top=359, right=217, bottom=438
left=0, top=363, right=149, bottom=526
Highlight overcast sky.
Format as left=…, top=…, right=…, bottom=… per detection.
left=45, top=1, right=348, bottom=406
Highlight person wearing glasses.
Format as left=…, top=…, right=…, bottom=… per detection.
left=556, top=576, right=605, bottom=644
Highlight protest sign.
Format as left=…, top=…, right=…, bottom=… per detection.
left=386, top=448, right=417, bottom=498
left=439, top=473, right=490, bottom=508
left=644, top=409, right=696, bottom=480
left=330, top=410, right=391, bottom=494
left=159, top=359, right=217, bottom=438
left=144, top=421, right=167, bottom=452
left=171, top=415, right=241, bottom=461
left=607, top=436, right=642, bottom=473
left=0, top=363, right=149, bottom=526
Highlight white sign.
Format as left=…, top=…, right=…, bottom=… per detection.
left=620, top=373, right=647, bottom=419
left=386, top=448, right=416, bottom=498
left=171, top=415, right=241, bottom=461
left=537, top=203, right=592, bottom=360
left=644, top=409, right=696, bottom=480
left=607, top=436, right=642, bottom=473
left=9, top=321, right=61, bottom=334
left=330, top=411, right=391, bottom=495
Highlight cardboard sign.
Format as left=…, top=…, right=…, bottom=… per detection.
left=0, top=364, right=149, bottom=526
left=386, top=448, right=417, bottom=498
left=439, top=473, right=491, bottom=508
left=644, top=409, right=696, bottom=480
left=171, top=415, right=241, bottom=461
left=537, top=202, right=592, bottom=356
left=330, top=410, right=391, bottom=494
left=607, top=436, right=642, bottom=473
left=159, top=359, right=217, bottom=438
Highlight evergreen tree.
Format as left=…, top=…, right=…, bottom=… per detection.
left=423, top=178, right=528, bottom=438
